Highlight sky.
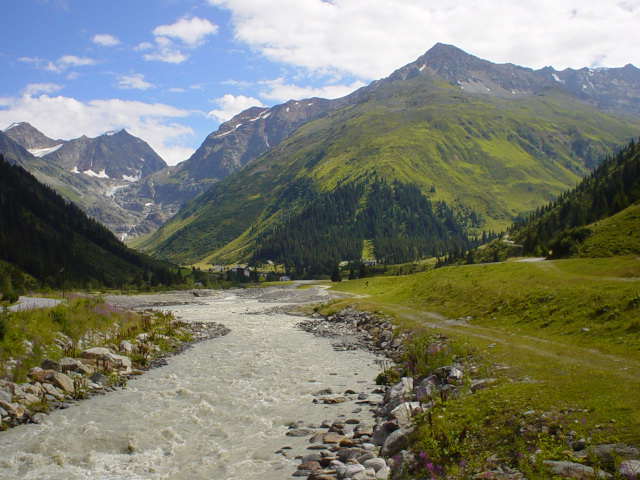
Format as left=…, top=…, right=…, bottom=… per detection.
left=1, top=0, right=639, bottom=166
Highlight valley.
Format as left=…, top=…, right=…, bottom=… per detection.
left=1, top=39, right=640, bottom=480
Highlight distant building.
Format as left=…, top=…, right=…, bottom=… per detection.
left=227, top=266, right=251, bottom=278
left=362, top=259, right=378, bottom=266
left=279, top=276, right=291, bottom=281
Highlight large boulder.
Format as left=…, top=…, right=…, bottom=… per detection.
left=542, top=460, right=610, bottom=479
left=105, top=353, right=132, bottom=373
left=381, top=426, right=415, bottom=457
left=0, top=400, right=25, bottom=418
left=50, top=371, right=75, bottom=393
left=389, top=402, right=422, bottom=428
left=81, top=347, right=112, bottom=359
left=380, top=378, right=413, bottom=416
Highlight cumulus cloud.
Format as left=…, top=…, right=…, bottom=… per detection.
left=207, top=94, right=265, bottom=123
left=152, top=17, right=219, bottom=46
left=208, top=0, right=640, bottom=76
left=116, top=73, right=154, bottom=90
left=0, top=93, right=194, bottom=165
left=259, top=78, right=367, bottom=102
left=143, top=16, right=218, bottom=64
left=92, top=33, right=120, bottom=47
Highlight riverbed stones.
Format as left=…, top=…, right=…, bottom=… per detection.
left=542, top=460, right=611, bottom=479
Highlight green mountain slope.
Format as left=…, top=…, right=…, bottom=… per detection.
left=510, top=138, right=640, bottom=257
left=0, top=155, right=181, bottom=290
left=141, top=69, right=640, bottom=268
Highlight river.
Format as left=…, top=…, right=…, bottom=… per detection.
left=0, top=287, right=382, bottom=480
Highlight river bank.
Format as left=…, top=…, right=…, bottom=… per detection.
left=0, top=286, right=384, bottom=480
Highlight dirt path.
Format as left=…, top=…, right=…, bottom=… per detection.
left=384, top=302, right=640, bottom=382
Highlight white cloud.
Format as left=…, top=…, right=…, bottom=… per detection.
left=92, top=33, right=120, bottom=47
left=0, top=93, right=195, bottom=165
left=152, top=17, right=219, bottom=46
left=117, top=73, right=154, bottom=90
left=208, top=0, right=640, bottom=76
left=23, top=83, right=63, bottom=96
left=259, top=78, right=366, bottom=102
left=44, top=55, right=97, bottom=73
left=143, top=16, right=218, bottom=64
left=207, top=94, right=265, bottom=123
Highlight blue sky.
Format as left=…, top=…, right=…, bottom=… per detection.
left=1, top=0, right=639, bottom=165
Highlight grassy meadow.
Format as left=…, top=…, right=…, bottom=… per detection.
left=323, top=254, right=640, bottom=477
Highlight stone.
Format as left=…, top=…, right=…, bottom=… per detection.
left=105, top=353, right=132, bottom=373
left=324, top=396, right=349, bottom=404
left=50, top=371, right=75, bottom=394
left=90, top=372, right=110, bottom=385
left=30, top=412, right=46, bottom=424
left=119, top=340, right=133, bottom=355
left=0, top=407, right=7, bottom=418
left=59, top=357, right=81, bottom=372
left=299, top=461, right=321, bottom=471
left=376, top=465, right=391, bottom=479
left=357, top=452, right=377, bottom=464
left=389, top=402, right=422, bottom=428
left=286, top=428, right=315, bottom=437
left=81, top=347, right=112, bottom=359
left=323, top=432, right=345, bottom=444
left=619, top=460, right=640, bottom=477
left=381, top=427, right=415, bottom=457
left=414, top=376, right=437, bottom=401
left=19, top=393, right=41, bottom=406
left=41, top=383, right=63, bottom=399
left=381, top=378, right=413, bottom=415
left=22, top=384, right=43, bottom=396
left=364, top=458, right=387, bottom=472
left=344, top=464, right=365, bottom=478
left=0, top=390, right=11, bottom=403
left=542, top=460, right=610, bottom=479
left=574, top=444, right=640, bottom=466
left=0, top=400, right=25, bottom=418
left=372, top=421, right=398, bottom=446
left=41, top=359, right=61, bottom=371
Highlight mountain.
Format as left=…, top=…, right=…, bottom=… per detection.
left=0, top=154, right=182, bottom=289
left=139, top=45, right=640, bottom=269
left=0, top=127, right=180, bottom=241
left=536, top=63, right=640, bottom=119
left=3, top=123, right=167, bottom=182
left=509, top=137, right=640, bottom=258
left=0, top=123, right=178, bottom=240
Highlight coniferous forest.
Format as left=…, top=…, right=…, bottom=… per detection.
left=0, top=155, right=184, bottom=290
left=510, top=137, right=640, bottom=257
left=251, top=177, right=475, bottom=277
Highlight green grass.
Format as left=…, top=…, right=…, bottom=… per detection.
left=324, top=256, right=640, bottom=477
left=0, top=295, right=187, bottom=383
left=576, top=202, right=640, bottom=258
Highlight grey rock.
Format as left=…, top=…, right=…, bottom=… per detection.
left=376, top=465, right=391, bottom=479
left=344, top=464, right=366, bottom=478
left=543, top=460, right=611, bottom=479
left=286, top=428, right=315, bottom=437
left=574, top=444, right=640, bottom=466
left=381, top=427, right=415, bottom=457
left=81, top=347, right=112, bottom=359
left=90, top=372, right=110, bottom=385
left=619, top=460, right=640, bottom=477
left=364, top=458, right=387, bottom=472
left=372, top=421, right=398, bottom=446
left=0, top=390, right=11, bottom=403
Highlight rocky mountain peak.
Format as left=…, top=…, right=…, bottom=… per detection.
left=2, top=122, right=60, bottom=151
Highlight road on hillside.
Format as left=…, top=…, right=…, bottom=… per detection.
left=7, top=296, right=63, bottom=312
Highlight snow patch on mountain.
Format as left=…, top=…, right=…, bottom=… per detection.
left=83, top=169, right=109, bottom=179
left=29, top=144, right=64, bottom=157
left=3, top=122, right=25, bottom=132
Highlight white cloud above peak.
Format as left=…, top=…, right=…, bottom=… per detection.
left=207, top=94, right=265, bottom=123
left=116, top=73, right=154, bottom=90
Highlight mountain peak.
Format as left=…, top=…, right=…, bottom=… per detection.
left=2, top=121, right=59, bottom=150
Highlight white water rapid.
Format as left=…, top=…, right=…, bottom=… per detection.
left=0, top=287, right=382, bottom=480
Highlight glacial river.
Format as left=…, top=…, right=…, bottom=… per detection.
left=0, top=287, right=382, bottom=480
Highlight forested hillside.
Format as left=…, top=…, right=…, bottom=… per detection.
left=510, top=137, right=640, bottom=257
left=251, top=177, right=476, bottom=276
left=0, top=155, right=183, bottom=291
